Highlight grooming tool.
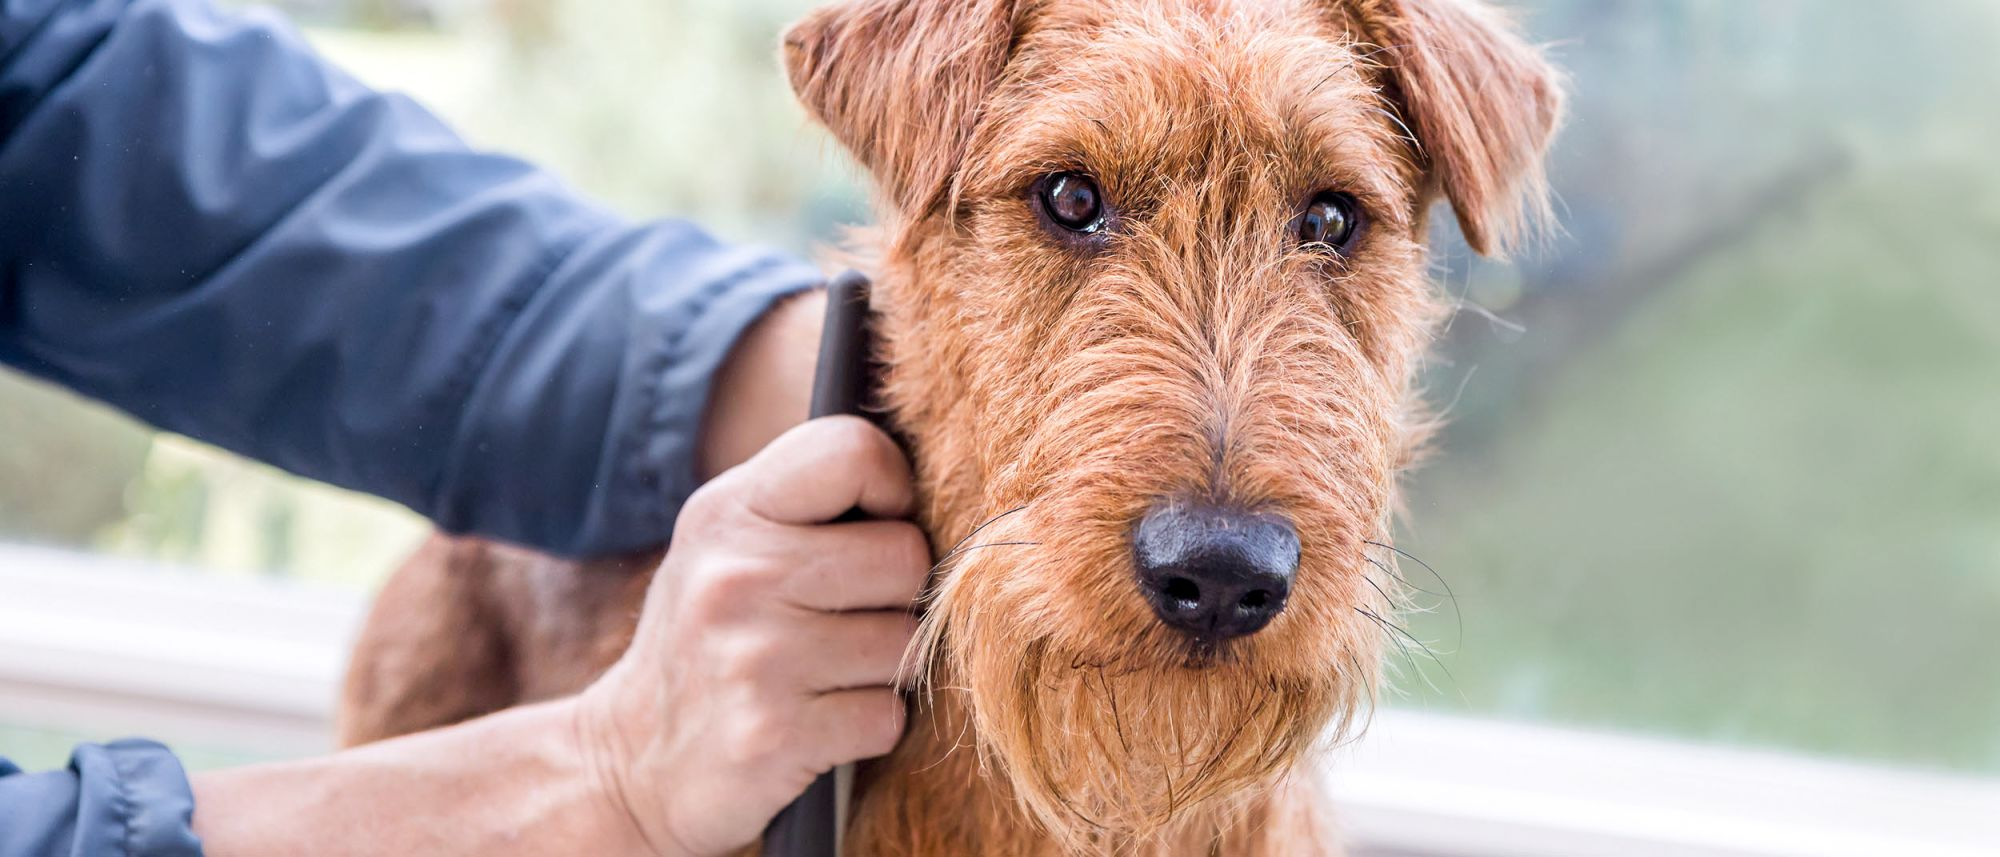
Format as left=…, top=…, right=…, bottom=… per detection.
left=763, top=269, right=880, bottom=857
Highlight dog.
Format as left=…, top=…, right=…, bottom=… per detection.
left=338, top=0, right=1561, bottom=852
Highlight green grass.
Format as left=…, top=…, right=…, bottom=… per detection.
left=1394, top=147, right=2000, bottom=775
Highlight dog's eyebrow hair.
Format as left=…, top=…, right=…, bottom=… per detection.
left=1304, top=52, right=1373, bottom=99
left=1373, top=107, right=1421, bottom=151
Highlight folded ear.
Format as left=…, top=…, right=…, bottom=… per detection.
left=783, top=0, right=1020, bottom=216
left=1349, top=0, right=1565, bottom=255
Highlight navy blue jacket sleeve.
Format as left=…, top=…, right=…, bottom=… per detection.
left=0, top=741, right=203, bottom=857
left=0, top=0, right=822, bottom=557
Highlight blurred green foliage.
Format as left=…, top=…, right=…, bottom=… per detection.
left=2, top=0, right=1995, bottom=776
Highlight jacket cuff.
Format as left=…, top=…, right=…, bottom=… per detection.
left=70, top=740, right=204, bottom=857
left=428, top=216, right=822, bottom=557
left=622, top=249, right=824, bottom=548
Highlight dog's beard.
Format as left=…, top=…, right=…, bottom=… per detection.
left=887, top=261, right=1414, bottom=846
left=913, top=552, right=1379, bottom=850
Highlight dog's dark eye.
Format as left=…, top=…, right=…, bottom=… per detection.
left=1037, top=173, right=1105, bottom=234
left=1298, top=192, right=1362, bottom=253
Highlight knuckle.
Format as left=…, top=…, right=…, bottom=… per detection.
left=717, top=635, right=784, bottom=686
left=726, top=710, right=789, bottom=767
left=677, top=479, right=736, bottom=531
left=686, top=560, right=771, bottom=620
left=819, top=416, right=884, bottom=466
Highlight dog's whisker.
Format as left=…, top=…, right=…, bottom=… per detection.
left=1355, top=606, right=1432, bottom=658
left=1363, top=554, right=1446, bottom=598
left=906, top=531, right=1039, bottom=697
left=947, top=504, right=1031, bottom=556
left=1361, top=610, right=1435, bottom=695
left=1361, top=553, right=1464, bottom=652
left=1364, top=540, right=1468, bottom=653
left=934, top=540, right=1041, bottom=569
left=1364, top=539, right=1458, bottom=604
left=1354, top=606, right=1462, bottom=701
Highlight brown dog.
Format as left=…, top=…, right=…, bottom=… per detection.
left=339, top=0, right=1561, bottom=852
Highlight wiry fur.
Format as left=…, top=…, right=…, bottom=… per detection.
left=339, top=0, right=1562, bottom=853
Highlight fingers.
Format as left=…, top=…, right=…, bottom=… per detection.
left=804, top=688, right=907, bottom=770
left=777, top=610, right=920, bottom=692
left=772, top=520, right=931, bottom=612
left=737, top=416, right=914, bottom=525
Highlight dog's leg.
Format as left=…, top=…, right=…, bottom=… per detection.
left=338, top=536, right=659, bottom=747
left=335, top=535, right=524, bottom=746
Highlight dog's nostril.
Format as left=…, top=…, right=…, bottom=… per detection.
left=1132, top=500, right=1300, bottom=642
left=1162, top=576, right=1202, bottom=608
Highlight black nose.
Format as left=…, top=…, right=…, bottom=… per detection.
left=1132, top=501, right=1299, bottom=642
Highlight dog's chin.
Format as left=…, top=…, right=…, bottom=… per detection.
left=949, top=631, right=1361, bottom=848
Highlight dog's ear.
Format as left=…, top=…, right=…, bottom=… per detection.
left=1346, top=0, right=1564, bottom=255
left=783, top=0, right=1018, bottom=216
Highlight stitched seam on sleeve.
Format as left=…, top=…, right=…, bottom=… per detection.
left=107, top=747, right=136, bottom=857
left=426, top=224, right=599, bottom=515
left=628, top=255, right=790, bottom=536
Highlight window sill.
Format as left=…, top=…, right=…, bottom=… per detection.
left=2, top=545, right=1994, bottom=856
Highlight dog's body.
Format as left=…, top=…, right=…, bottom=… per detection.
left=341, top=0, right=1561, bottom=852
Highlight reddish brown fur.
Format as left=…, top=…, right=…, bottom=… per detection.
left=339, top=0, right=1562, bottom=852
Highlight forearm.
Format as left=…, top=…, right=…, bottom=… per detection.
left=699, top=287, right=826, bottom=480
left=192, top=700, right=661, bottom=857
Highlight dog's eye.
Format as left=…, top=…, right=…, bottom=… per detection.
left=1036, top=173, right=1106, bottom=234
left=1298, top=192, right=1362, bottom=253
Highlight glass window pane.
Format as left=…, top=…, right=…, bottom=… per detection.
left=1395, top=0, right=2000, bottom=776
left=4, top=0, right=1993, bottom=781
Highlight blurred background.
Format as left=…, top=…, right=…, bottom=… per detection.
left=2, top=0, right=1996, bottom=844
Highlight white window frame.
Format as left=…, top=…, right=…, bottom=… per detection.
left=2, top=544, right=1995, bottom=856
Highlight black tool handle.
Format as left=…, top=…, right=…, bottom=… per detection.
left=806, top=270, right=878, bottom=432
left=762, top=270, right=876, bottom=857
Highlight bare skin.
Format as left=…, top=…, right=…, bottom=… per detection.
left=699, top=289, right=828, bottom=481
left=192, top=293, right=922, bottom=857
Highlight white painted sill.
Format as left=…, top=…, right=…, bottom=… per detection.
left=1, top=544, right=1994, bottom=856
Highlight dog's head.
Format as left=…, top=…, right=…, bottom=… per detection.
left=786, top=0, right=1560, bottom=844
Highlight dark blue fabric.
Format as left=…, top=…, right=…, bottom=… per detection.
left=0, top=0, right=823, bottom=556
left=0, top=741, right=203, bottom=857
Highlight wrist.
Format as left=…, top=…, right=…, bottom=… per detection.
left=569, top=686, right=696, bottom=857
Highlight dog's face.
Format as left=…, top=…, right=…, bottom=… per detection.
left=787, top=0, right=1559, bottom=844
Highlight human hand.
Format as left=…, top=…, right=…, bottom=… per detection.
left=575, top=416, right=928, bottom=856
